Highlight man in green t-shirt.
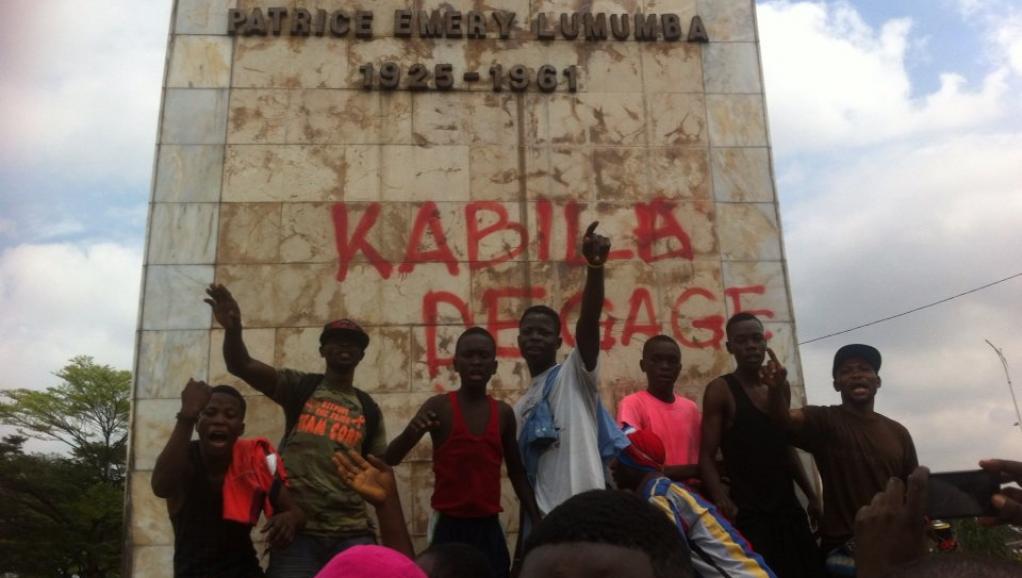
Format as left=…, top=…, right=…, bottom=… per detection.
left=205, top=284, right=387, bottom=578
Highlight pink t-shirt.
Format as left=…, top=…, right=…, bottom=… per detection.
left=617, top=390, right=701, bottom=466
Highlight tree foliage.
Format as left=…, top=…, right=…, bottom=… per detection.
left=0, top=355, right=130, bottom=482
left=0, top=356, right=130, bottom=578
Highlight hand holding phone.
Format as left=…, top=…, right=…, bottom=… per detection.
left=925, top=469, right=1001, bottom=519
left=978, top=459, right=1022, bottom=526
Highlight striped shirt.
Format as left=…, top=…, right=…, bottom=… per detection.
left=642, top=476, right=776, bottom=578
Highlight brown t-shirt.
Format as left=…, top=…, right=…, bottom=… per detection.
left=792, top=405, right=917, bottom=547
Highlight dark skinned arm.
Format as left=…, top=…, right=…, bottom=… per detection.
left=384, top=397, right=441, bottom=466
left=502, top=404, right=541, bottom=576
left=333, top=449, right=415, bottom=558
left=151, top=379, right=209, bottom=507
left=262, top=484, right=305, bottom=551
left=789, top=447, right=822, bottom=525
left=699, top=379, right=738, bottom=520
left=502, top=404, right=542, bottom=525
left=663, top=464, right=701, bottom=481
left=763, top=348, right=806, bottom=432
left=576, top=222, right=610, bottom=372
left=204, top=284, right=279, bottom=398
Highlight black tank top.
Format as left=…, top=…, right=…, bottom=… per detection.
left=719, top=374, right=802, bottom=515
left=170, top=442, right=264, bottom=578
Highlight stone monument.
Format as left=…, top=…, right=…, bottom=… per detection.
left=125, top=0, right=806, bottom=574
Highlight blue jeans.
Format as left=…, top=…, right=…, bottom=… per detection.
left=267, top=532, right=375, bottom=578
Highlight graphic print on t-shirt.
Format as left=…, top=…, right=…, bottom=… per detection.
left=294, top=397, right=366, bottom=449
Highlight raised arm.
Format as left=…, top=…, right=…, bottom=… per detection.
left=151, top=379, right=209, bottom=507
left=204, top=284, right=279, bottom=398
left=698, top=379, right=737, bottom=520
left=384, top=398, right=440, bottom=466
left=333, top=449, right=415, bottom=558
left=763, top=348, right=806, bottom=432
left=576, top=222, right=610, bottom=372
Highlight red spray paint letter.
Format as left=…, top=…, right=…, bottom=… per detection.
left=399, top=202, right=459, bottom=275
left=332, top=203, right=392, bottom=281
left=466, top=202, right=528, bottom=270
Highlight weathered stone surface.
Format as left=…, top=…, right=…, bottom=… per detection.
left=721, top=260, right=792, bottom=322
left=711, top=147, right=774, bottom=202
left=141, top=265, right=215, bottom=330
left=223, top=145, right=380, bottom=203
left=161, top=89, right=230, bottom=145
left=706, top=94, right=767, bottom=146
left=703, top=42, right=762, bottom=94
left=167, top=35, right=233, bottom=88
left=136, top=330, right=210, bottom=399
left=648, top=93, right=707, bottom=145
left=716, top=202, right=782, bottom=261
left=175, top=0, right=237, bottom=35
left=148, top=203, right=219, bottom=265
left=154, top=145, right=224, bottom=203
left=218, top=202, right=282, bottom=263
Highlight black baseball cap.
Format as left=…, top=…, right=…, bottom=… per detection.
left=320, top=319, right=370, bottom=349
left=832, top=344, right=881, bottom=376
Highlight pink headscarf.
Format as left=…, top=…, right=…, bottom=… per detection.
left=314, top=545, right=427, bottom=578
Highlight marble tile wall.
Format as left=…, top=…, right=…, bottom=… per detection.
left=128, top=0, right=805, bottom=574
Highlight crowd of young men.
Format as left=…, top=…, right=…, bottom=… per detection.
left=154, top=223, right=1014, bottom=578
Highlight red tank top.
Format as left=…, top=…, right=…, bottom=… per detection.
left=431, top=392, right=504, bottom=517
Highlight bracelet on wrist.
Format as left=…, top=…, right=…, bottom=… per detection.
left=586, top=262, right=604, bottom=269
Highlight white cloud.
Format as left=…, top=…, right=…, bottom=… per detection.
left=0, top=242, right=142, bottom=391
left=761, top=2, right=1022, bottom=470
left=758, top=1, right=1011, bottom=154
left=0, top=0, right=170, bottom=186
left=952, top=0, right=1022, bottom=77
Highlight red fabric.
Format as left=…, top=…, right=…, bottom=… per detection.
left=223, top=437, right=288, bottom=525
left=431, top=393, right=503, bottom=517
left=624, top=428, right=666, bottom=470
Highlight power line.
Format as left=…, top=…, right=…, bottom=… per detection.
left=799, top=271, right=1022, bottom=345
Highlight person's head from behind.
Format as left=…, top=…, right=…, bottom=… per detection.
left=197, top=385, right=246, bottom=459
left=724, top=313, right=766, bottom=372
left=517, top=305, right=562, bottom=372
left=415, top=543, right=494, bottom=578
left=521, top=489, right=693, bottom=578
left=454, top=327, right=498, bottom=392
left=314, top=545, right=426, bottom=578
left=640, top=335, right=682, bottom=397
left=319, top=319, right=370, bottom=373
left=610, top=427, right=666, bottom=492
left=831, top=344, right=882, bottom=406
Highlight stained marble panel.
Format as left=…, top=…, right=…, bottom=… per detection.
left=136, top=330, right=210, bottom=399
left=167, top=35, right=233, bottom=88
left=141, top=265, right=215, bottom=330
left=161, top=89, right=230, bottom=145
left=154, top=145, right=224, bottom=203
left=148, top=203, right=219, bottom=265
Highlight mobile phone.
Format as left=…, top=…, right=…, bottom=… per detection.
left=925, top=469, right=1001, bottom=519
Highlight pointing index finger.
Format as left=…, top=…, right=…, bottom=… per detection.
left=584, top=221, right=599, bottom=237
left=766, top=347, right=780, bottom=365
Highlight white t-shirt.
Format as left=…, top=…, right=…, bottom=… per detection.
left=514, top=349, right=605, bottom=514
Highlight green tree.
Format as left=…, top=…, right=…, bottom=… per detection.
left=0, top=355, right=130, bottom=483
left=0, top=356, right=130, bottom=578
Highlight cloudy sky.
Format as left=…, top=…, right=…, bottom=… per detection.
left=1, top=0, right=1020, bottom=470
